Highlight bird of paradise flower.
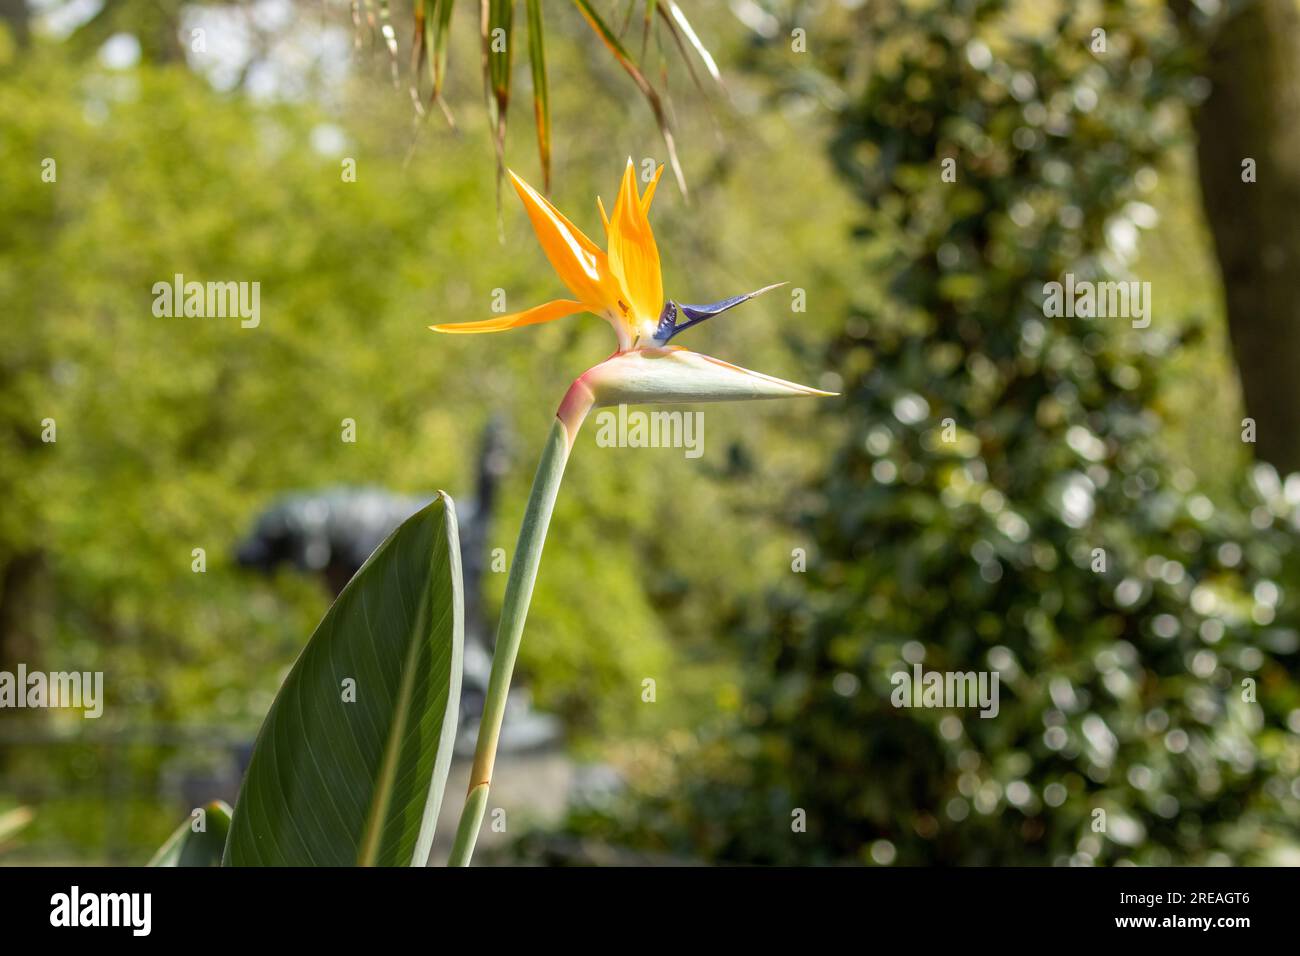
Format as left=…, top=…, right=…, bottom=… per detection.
left=433, top=159, right=834, bottom=865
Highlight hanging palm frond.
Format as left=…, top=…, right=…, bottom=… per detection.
left=361, top=1, right=725, bottom=201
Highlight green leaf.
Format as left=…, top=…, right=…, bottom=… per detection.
left=485, top=0, right=516, bottom=211
left=573, top=0, right=688, bottom=198
left=429, top=0, right=458, bottom=127
left=526, top=0, right=551, bottom=192
left=147, top=801, right=232, bottom=867
left=224, top=494, right=464, bottom=867
left=660, top=2, right=722, bottom=88
left=410, top=0, right=457, bottom=127
left=641, top=0, right=657, bottom=61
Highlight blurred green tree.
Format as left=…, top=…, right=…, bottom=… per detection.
left=568, top=0, right=1300, bottom=865
left=0, top=5, right=853, bottom=859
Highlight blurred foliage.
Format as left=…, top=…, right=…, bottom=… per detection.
left=564, top=0, right=1300, bottom=865
left=0, top=3, right=852, bottom=861
left=4, top=0, right=1297, bottom=867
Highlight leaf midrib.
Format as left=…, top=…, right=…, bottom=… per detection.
left=355, top=577, right=432, bottom=866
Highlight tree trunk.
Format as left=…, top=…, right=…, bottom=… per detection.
left=1193, top=0, right=1300, bottom=474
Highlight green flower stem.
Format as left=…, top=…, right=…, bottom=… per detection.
left=448, top=413, right=581, bottom=866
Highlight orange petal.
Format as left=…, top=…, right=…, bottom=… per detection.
left=606, top=158, right=664, bottom=330
left=508, top=171, right=620, bottom=309
left=640, top=164, right=664, bottom=215
left=430, top=298, right=588, bottom=334
left=607, top=158, right=636, bottom=232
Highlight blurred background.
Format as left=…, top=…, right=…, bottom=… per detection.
left=1, top=0, right=1299, bottom=865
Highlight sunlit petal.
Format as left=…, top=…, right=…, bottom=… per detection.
left=640, top=163, right=664, bottom=215
left=431, top=298, right=589, bottom=334
left=508, top=171, right=620, bottom=309
left=606, top=158, right=664, bottom=333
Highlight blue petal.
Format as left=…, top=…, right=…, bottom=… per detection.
left=657, top=282, right=786, bottom=342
